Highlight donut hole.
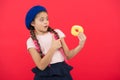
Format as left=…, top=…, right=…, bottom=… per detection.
left=75, top=29, right=79, bottom=32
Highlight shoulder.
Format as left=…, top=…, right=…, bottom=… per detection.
left=54, top=29, right=65, bottom=35
left=26, top=37, right=33, bottom=43
left=54, top=29, right=66, bottom=38
left=54, top=29, right=62, bottom=32
left=26, top=37, right=35, bottom=49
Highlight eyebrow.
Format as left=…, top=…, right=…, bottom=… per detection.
left=40, top=16, right=48, bottom=19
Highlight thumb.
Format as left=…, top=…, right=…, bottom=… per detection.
left=57, top=39, right=61, bottom=42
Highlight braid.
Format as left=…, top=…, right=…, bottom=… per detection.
left=29, top=26, right=43, bottom=55
left=29, top=26, right=60, bottom=57
left=30, top=27, right=36, bottom=40
left=48, top=27, right=67, bottom=62
left=47, top=26, right=59, bottom=39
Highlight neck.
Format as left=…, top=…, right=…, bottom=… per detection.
left=35, top=30, right=48, bottom=35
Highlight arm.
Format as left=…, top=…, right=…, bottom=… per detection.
left=28, top=47, right=55, bottom=71
left=28, top=34, right=62, bottom=71
left=61, top=32, right=87, bottom=59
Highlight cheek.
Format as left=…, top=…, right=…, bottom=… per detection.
left=48, top=21, right=49, bottom=25
left=35, top=21, right=42, bottom=26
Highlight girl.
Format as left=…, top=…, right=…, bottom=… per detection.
left=25, top=5, right=86, bottom=80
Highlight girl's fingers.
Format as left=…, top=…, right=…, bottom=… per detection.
left=58, top=39, right=62, bottom=47
left=51, top=34, right=56, bottom=41
left=78, top=32, right=87, bottom=41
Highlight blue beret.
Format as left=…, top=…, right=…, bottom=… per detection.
left=25, top=5, right=47, bottom=30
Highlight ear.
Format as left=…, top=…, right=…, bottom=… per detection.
left=31, top=21, right=35, bottom=27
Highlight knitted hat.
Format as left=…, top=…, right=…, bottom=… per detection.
left=25, top=5, right=47, bottom=30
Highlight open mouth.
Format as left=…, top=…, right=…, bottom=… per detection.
left=44, top=26, right=48, bottom=28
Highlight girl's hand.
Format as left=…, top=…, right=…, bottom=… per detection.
left=51, top=34, right=62, bottom=50
left=78, top=32, right=87, bottom=47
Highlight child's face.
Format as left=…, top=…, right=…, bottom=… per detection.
left=31, top=11, right=49, bottom=33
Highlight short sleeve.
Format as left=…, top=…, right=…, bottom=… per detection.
left=26, top=37, right=35, bottom=50
left=54, top=29, right=65, bottom=38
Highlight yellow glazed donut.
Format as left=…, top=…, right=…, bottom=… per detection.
left=71, top=25, right=84, bottom=36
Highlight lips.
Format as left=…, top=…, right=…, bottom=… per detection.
left=44, top=26, right=48, bottom=28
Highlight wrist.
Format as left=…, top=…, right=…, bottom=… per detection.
left=78, top=43, right=84, bottom=48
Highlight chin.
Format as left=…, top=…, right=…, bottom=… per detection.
left=45, top=27, right=48, bottom=31
left=44, top=29, right=48, bottom=32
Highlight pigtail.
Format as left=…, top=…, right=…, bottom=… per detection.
left=29, top=26, right=43, bottom=56
left=48, top=27, right=68, bottom=62
left=29, top=26, right=60, bottom=57
left=47, top=27, right=59, bottom=39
